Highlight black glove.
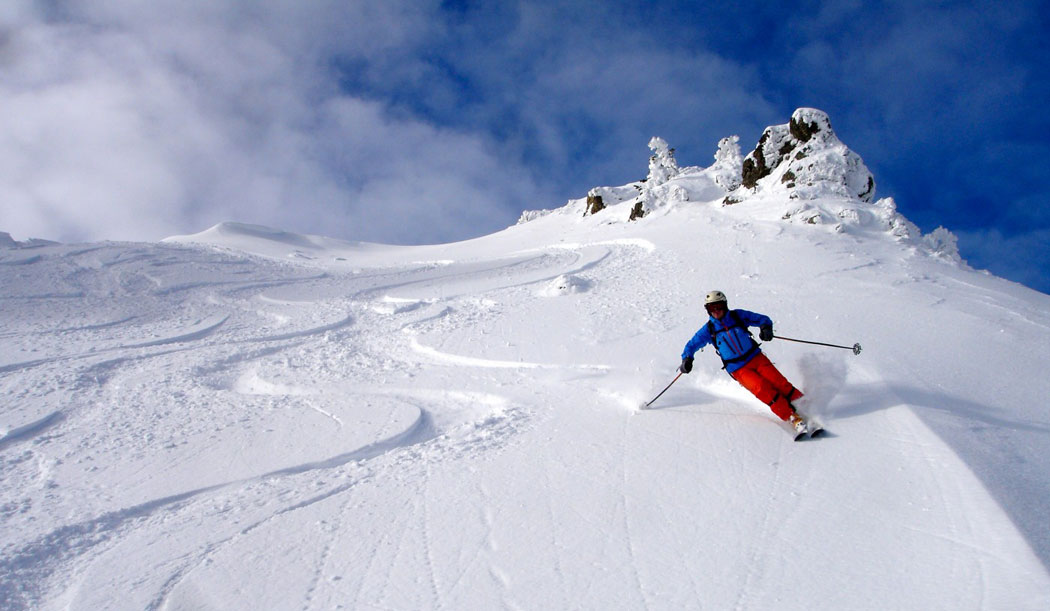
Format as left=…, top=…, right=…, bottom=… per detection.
left=759, top=326, right=773, bottom=341
left=679, top=357, right=693, bottom=374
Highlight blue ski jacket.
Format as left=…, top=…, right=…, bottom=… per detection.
left=682, top=309, right=773, bottom=373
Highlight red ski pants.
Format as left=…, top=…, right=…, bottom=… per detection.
left=730, top=353, right=803, bottom=421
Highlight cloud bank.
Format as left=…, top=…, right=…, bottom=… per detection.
left=0, top=2, right=547, bottom=243
left=0, top=2, right=765, bottom=245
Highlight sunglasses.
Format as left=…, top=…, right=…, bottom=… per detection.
left=705, top=303, right=727, bottom=313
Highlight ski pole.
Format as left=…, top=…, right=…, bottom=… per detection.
left=644, top=371, right=683, bottom=408
left=773, top=335, right=862, bottom=355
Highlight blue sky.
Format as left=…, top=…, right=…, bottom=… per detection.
left=2, top=1, right=1048, bottom=292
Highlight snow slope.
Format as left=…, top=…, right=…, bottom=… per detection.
left=3, top=178, right=1050, bottom=609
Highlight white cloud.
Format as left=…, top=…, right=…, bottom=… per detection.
left=0, top=2, right=544, bottom=244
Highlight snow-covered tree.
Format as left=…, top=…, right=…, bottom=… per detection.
left=710, top=135, right=743, bottom=191
left=647, top=137, right=679, bottom=186
left=923, top=226, right=962, bottom=262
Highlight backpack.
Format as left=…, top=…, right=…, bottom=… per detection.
left=706, top=310, right=759, bottom=369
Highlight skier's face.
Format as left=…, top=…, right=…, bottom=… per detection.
left=706, top=302, right=727, bottom=319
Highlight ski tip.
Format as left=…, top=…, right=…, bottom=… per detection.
left=792, top=425, right=828, bottom=441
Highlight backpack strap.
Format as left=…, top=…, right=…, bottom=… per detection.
left=708, top=310, right=759, bottom=369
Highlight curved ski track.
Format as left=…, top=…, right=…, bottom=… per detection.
left=0, top=240, right=628, bottom=609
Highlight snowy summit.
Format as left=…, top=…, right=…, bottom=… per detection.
left=2, top=109, right=1050, bottom=609
left=534, top=108, right=958, bottom=263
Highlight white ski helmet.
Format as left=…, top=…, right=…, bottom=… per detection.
left=704, top=290, right=727, bottom=306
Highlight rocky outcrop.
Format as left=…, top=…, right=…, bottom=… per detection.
left=517, top=109, right=958, bottom=263
left=739, top=108, right=875, bottom=203
left=585, top=194, right=605, bottom=216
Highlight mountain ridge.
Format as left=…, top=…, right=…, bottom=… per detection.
left=517, top=107, right=962, bottom=266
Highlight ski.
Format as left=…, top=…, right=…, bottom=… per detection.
left=788, top=415, right=825, bottom=441
left=793, top=424, right=826, bottom=441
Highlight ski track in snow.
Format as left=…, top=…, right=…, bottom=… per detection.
left=0, top=240, right=580, bottom=609
left=2, top=223, right=1050, bottom=609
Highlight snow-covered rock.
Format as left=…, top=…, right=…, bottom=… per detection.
left=738, top=107, right=875, bottom=203
left=520, top=108, right=958, bottom=264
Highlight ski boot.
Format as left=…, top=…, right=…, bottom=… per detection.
left=789, top=413, right=809, bottom=440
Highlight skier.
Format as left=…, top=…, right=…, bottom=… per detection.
left=679, top=290, right=811, bottom=435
